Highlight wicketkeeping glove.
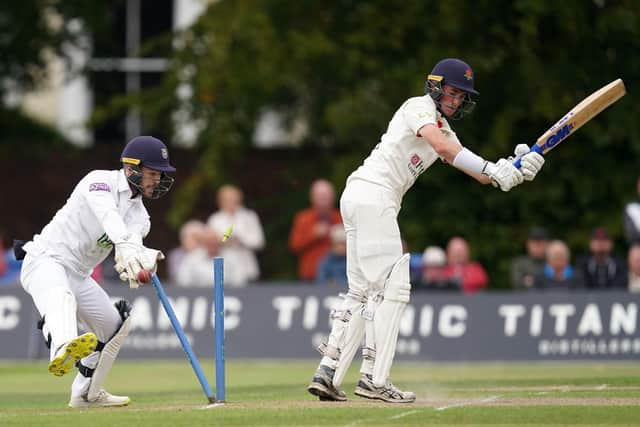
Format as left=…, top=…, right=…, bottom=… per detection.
left=114, top=236, right=164, bottom=288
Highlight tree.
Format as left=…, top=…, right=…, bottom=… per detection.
left=0, top=1, right=120, bottom=152
left=131, top=0, right=640, bottom=283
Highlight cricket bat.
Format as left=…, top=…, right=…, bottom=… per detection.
left=514, top=78, right=626, bottom=168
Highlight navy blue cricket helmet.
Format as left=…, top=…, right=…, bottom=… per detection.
left=425, top=58, right=478, bottom=120
left=121, top=136, right=175, bottom=199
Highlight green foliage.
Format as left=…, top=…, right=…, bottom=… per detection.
left=0, top=1, right=124, bottom=150
left=137, top=0, right=640, bottom=283
left=0, top=1, right=121, bottom=94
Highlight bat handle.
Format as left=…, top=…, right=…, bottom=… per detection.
left=513, top=144, right=543, bottom=169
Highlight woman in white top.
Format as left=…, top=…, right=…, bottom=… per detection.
left=207, top=184, right=265, bottom=287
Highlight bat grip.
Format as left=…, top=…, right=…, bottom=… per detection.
left=513, top=144, right=543, bottom=169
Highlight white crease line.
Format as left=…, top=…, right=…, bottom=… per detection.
left=199, top=402, right=224, bottom=410
left=343, top=418, right=374, bottom=427
left=388, top=409, right=421, bottom=420
left=343, top=409, right=422, bottom=426
left=435, top=395, right=501, bottom=411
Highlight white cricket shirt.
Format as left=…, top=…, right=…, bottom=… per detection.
left=24, top=169, right=151, bottom=276
left=347, top=95, right=461, bottom=204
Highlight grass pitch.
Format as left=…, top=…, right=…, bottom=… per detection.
left=1, top=360, right=640, bottom=426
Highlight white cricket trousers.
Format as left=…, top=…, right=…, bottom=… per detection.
left=319, top=179, right=404, bottom=373
left=341, top=179, right=403, bottom=293
left=20, top=253, right=121, bottom=397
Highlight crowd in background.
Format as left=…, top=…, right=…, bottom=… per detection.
left=3, top=176, right=640, bottom=292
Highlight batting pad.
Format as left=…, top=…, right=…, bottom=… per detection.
left=372, top=254, right=411, bottom=388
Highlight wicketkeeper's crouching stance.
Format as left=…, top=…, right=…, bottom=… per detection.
left=308, top=58, right=545, bottom=403
left=17, top=136, right=175, bottom=408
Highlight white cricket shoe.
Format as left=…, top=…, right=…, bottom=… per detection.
left=48, top=332, right=98, bottom=377
left=68, top=389, right=130, bottom=408
left=354, top=373, right=416, bottom=403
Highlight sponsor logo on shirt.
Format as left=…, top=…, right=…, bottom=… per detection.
left=408, top=154, right=425, bottom=179
left=97, top=233, right=113, bottom=249
left=89, top=182, right=111, bottom=192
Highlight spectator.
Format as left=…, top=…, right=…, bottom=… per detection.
left=289, top=179, right=342, bottom=281
left=316, top=224, right=348, bottom=285
left=578, top=227, right=627, bottom=289
left=0, top=236, right=22, bottom=286
left=534, top=240, right=583, bottom=290
left=418, top=246, right=458, bottom=290
left=99, top=253, right=123, bottom=283
left=442, top=236, right=488, bottom=293
left=623, top=177, right=640, bottom=244
left=175, top=227, right=221, bottom=288
left=167, top=220, right=206, bottom=284
left=403, top=239, right=424, bottom=284
left=0, top=234, right=7, bottom=277
left=627, top=244, right=640, bottom=293
left=207, top=185, right=265, bottom=286
left=510, top=227, right=549, bottom=289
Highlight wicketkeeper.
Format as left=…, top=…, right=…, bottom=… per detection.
left=308, top=58, right=545, bottom=403
left=17, top=136, right=175, bottom=408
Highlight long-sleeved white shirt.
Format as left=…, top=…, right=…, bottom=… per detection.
left=24, top=169, right=150, bottom=277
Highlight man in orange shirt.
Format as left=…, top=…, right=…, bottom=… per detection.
left=289, top=179, right=342, bottom=281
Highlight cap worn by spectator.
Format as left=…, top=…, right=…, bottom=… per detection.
left=422, top=246, right=447, bottom=267
left=529, top=227, right=549, bottom=241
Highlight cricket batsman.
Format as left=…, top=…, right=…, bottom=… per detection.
left=307, top=58, right=545, bottom=402
left=17, top=136, right=175, bottom=408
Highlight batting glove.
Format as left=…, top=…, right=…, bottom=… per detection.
left=513, top=144, right=545, bottom=181
left=483, top=158, right=524, bottom=192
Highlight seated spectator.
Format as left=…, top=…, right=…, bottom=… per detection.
left=99, top=255, right=122, bottom=283
left=442, top=236, right=488, bottom=294
left=167, top=220, right=206, bottom=284
left=534, top=240, right=584, bottom=290
left=511, top=227, right=548, bottom=289
left=577, top=227, right=626, bottom=289
left=0, top=235, right=6, bottom=278
left=289, top=179, right=342, bottom=281
left=208, top=185, right=265, bottom=286
left=403, top=239, right=422, bottom=284
left=628, top=244, right=640, bottom=293
left=175, top=227, right=221, bottom=288
left=418, top=246, right=458, bottom=291
left=623, top=177, right=640, bottom=244
left=0, top=236, right=22, bottom=286
left=316, top=224, right=347, bottom=285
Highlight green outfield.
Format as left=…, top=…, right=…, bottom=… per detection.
left=1, top=360, right=640, bottom=426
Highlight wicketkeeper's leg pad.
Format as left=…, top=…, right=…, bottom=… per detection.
left=372, top=253, right=411, bottom=388
left=86, top=300, right=132, bottom=401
